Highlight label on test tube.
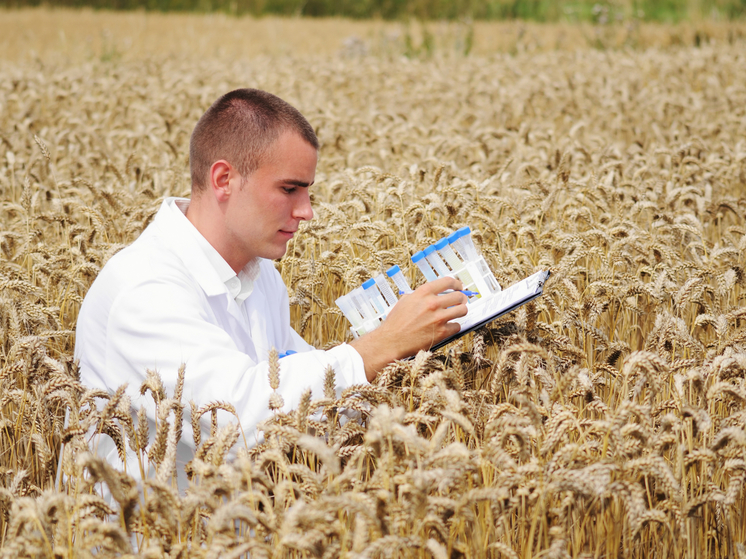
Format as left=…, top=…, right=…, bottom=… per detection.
left=434, top=238, right=460, bottom=270
left=436, top=236, right=479, bottom=295
left=374, top=273, right=398, bottom=306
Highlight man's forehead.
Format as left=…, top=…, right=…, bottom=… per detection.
left=263, top=130, right=318, bottom=163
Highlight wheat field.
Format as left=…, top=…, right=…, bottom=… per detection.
left=1, top=9, right=746, bottom=558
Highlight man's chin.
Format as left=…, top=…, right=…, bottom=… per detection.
left=270, top=244, right=290, bottom=260
left=256, top=238, right=293, bottom=261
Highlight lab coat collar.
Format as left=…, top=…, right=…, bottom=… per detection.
left=171, top=198, right=260, bottom=304
left=152, top=197, right=237, bottom=300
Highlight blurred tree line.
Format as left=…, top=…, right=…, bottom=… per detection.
left=2, top=0, right=745, bottom=20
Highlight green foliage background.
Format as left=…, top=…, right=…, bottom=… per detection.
left=2, top=0, right=745, bottom=20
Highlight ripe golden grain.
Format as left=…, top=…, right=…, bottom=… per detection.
left=0, top=13, right=745, bottom=557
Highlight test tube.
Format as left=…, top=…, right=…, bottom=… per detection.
left=386, top=265, right=412, bottom=294
left=350, top=287, right=376, bottom=321
left=411, top=251, right=438, bottom=282
left=434, top=237, right=461, bottom=270
left=435, top=236, right=478, bottom=294
left=335, top=294, right=365, bottom=329
left=374, top=273, right=398, bottom=306
left=424, top=245, right=450, bottom=277
left=455, top=226, right=479, bottom=262
left=362, top=278, right=388, bottom=314
left=447, top=230, right=466, bottom=261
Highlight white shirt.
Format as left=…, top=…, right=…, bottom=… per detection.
left=74, top=197, right=367, bottom=483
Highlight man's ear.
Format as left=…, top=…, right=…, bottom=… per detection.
left=209, top=160, right=238, bottom=203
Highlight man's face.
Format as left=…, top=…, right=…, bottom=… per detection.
left=224, top=130, right=316, bottom=264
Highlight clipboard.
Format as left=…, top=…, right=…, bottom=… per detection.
left=427, top=269, right=551, bottom=353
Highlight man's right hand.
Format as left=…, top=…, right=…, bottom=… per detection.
left=349, top=276, right=468, bottom=382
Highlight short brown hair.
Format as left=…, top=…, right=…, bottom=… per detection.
left=189, top=88, right=319, bottom=192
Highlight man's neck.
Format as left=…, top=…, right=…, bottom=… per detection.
left=185, top=194, right=249, bottom=274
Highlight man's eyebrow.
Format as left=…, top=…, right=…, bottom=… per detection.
left=281, top=179, right=314, bottom=188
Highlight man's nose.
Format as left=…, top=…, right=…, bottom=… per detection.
left=293, top=191, right=314, bottom=221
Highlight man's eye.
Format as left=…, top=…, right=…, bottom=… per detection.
left=282, top=187, right=296, bottom=194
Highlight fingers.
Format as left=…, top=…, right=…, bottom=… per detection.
left=439, top=303, right=468, bottom=324
left=412, top=278, right=468, bottom=327
left=442, top=320, right=462, bottom=338
left=435, top=290, right=468, bottom=310
left=430, top=292, right=468, bottom=340
left=417, top=276, right=463, bottom=295
left=428, top=319, right=462, bottom=347
left=362, top=276, right=469, bottom=364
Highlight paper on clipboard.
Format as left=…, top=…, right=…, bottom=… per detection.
left=428, top=269, right=551, bottom=352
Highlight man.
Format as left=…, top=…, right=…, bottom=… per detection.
left=75, top=88, right=467, bottom=481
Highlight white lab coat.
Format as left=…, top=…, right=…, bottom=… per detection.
left=74, top=197, right=367, bottom=485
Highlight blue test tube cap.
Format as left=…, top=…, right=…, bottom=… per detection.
left=411, top=251, right=425, bottom=263
left=362, top=278, right=376, bottom=289
left=434, top=238, right=449, bottom=250
left=423, top=245, right=436, bottom=256
left=447, top=231, right=461, bottom=243
left=457, top=226, right=471, bottom=236
left=386, top=265, right=401, bottom=277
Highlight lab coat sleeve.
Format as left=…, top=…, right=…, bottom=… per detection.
left=105, top=278, right=368, bottom=445
left=265, top=261, right=367, bottom=379
left=267, top=262, right=315, bottom=355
